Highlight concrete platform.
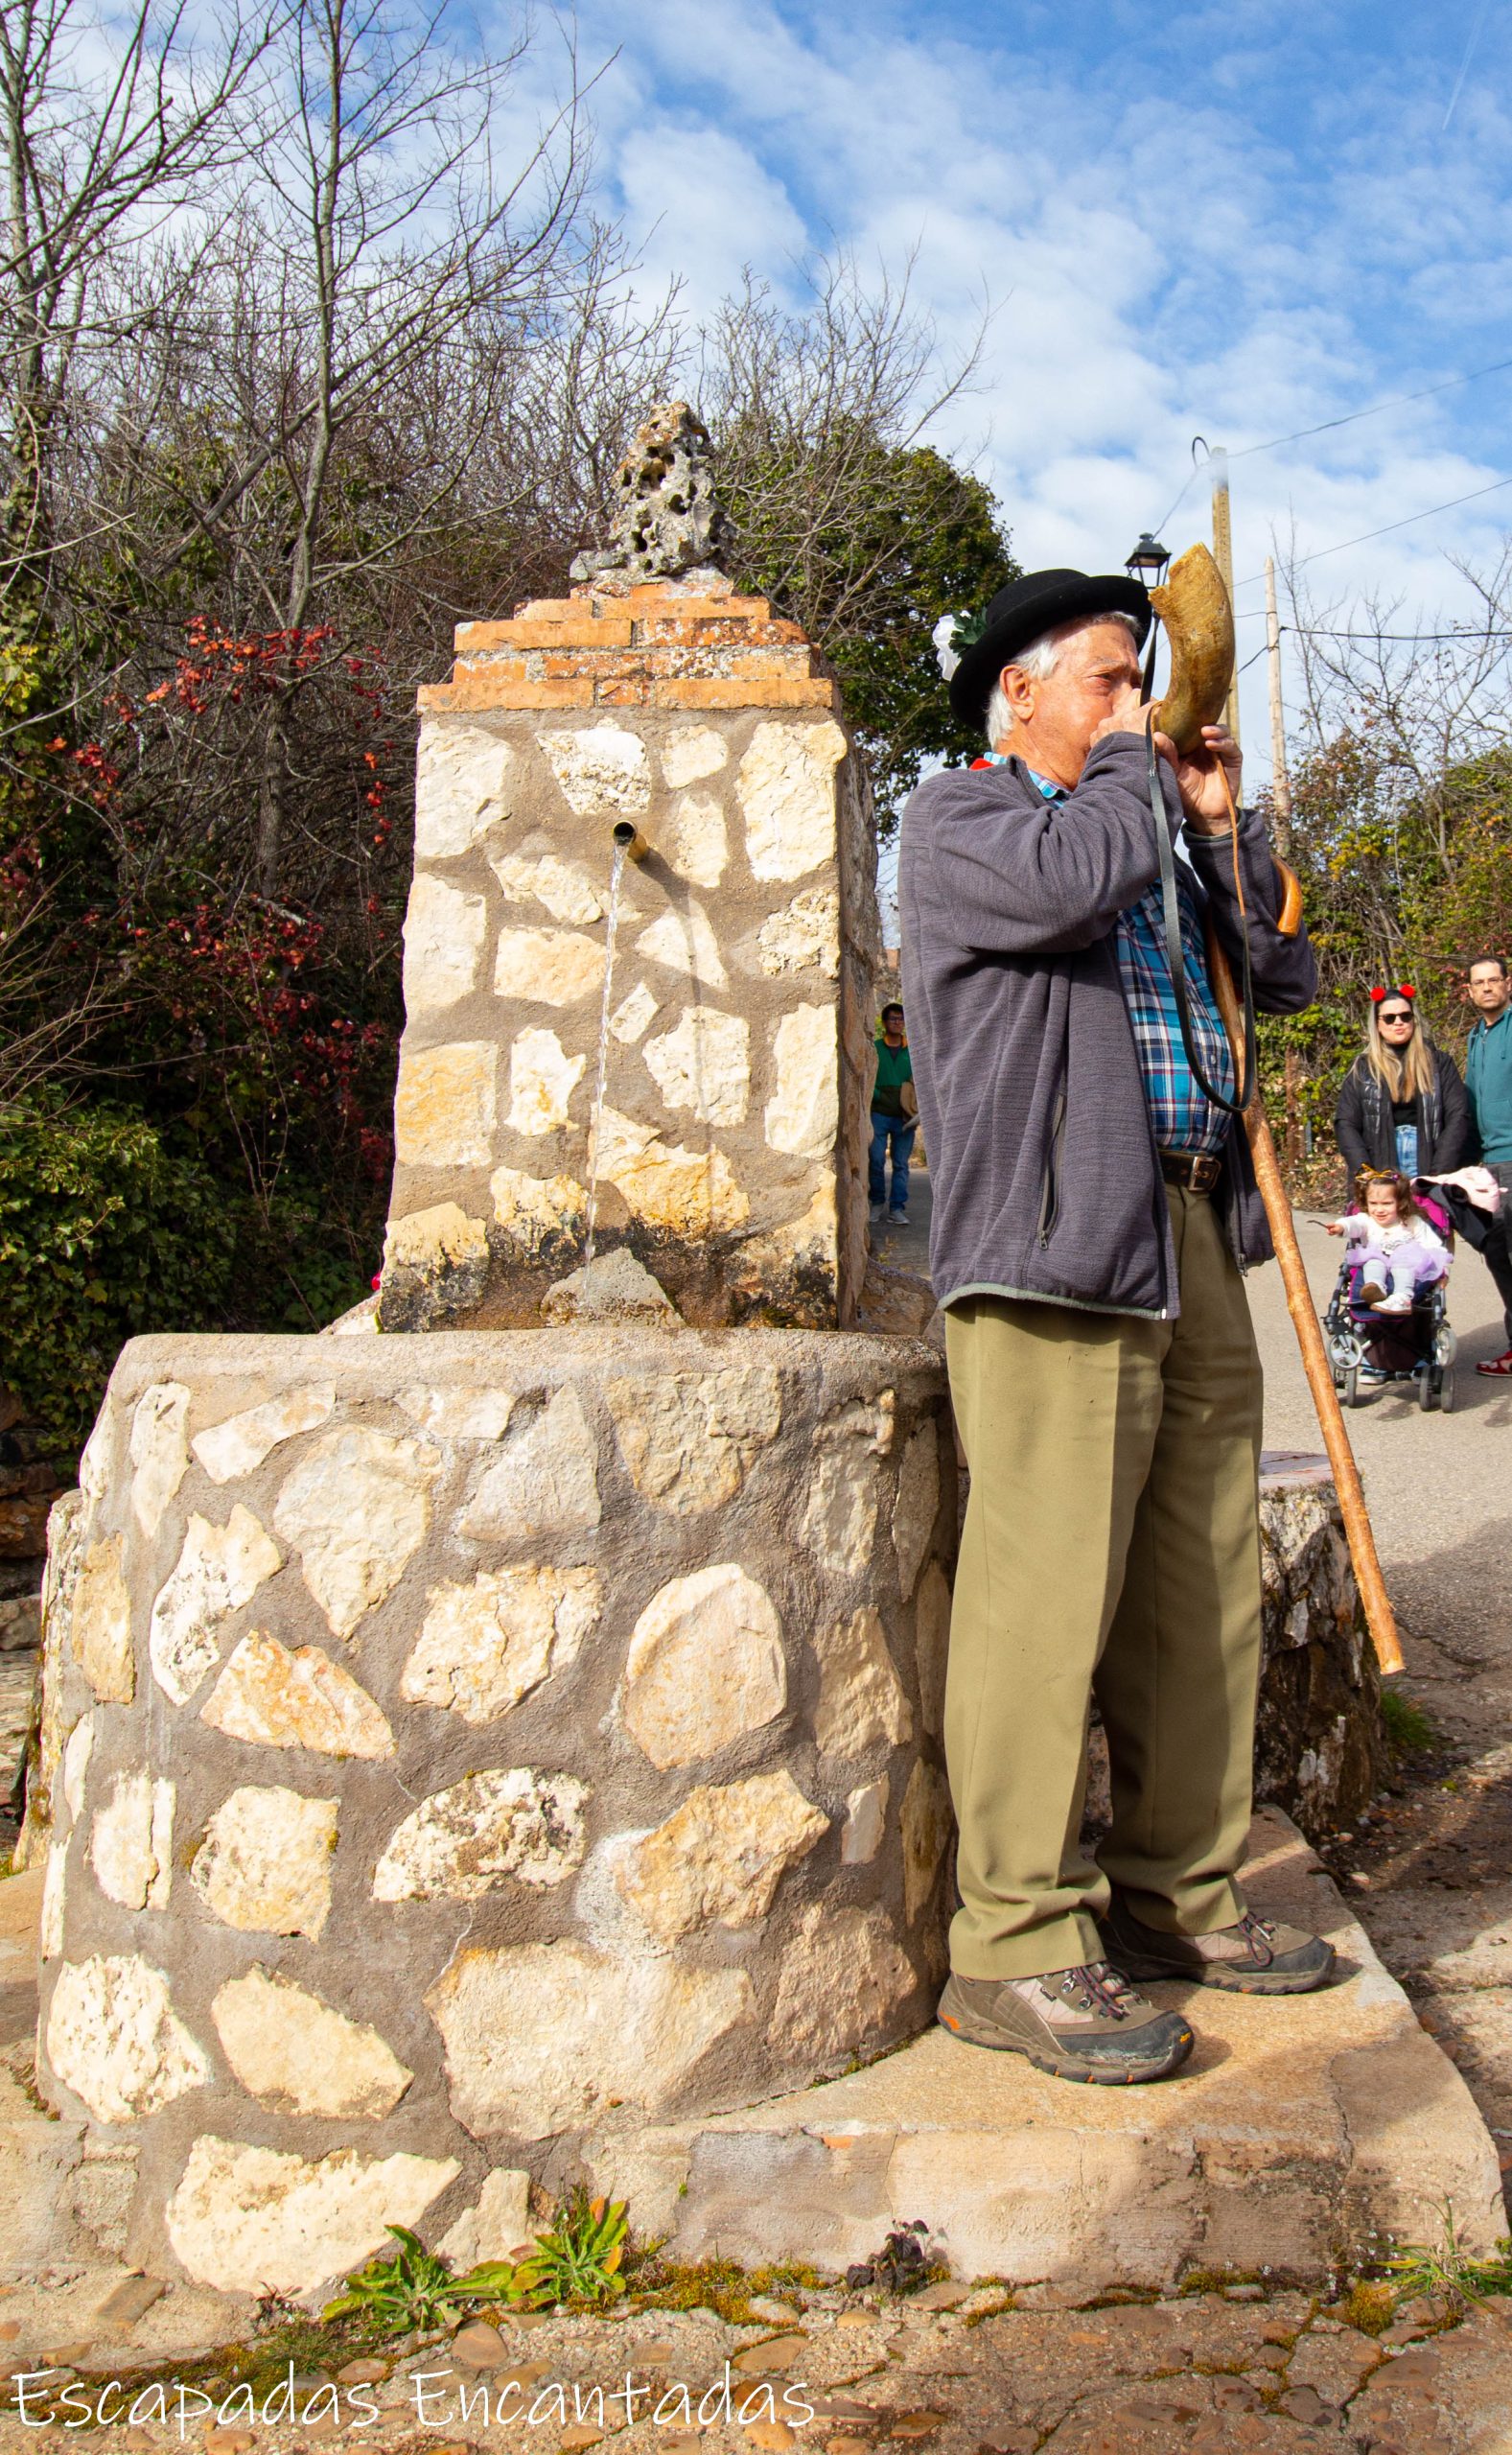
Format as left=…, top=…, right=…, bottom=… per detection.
left=607, top=1810, right=1506, bottom=2292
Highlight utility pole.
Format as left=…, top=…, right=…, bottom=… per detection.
left=1264, top=555, right=1292, bottom=856
left=1264, top=550, right=1305, bottom=1177
left=1208, top=446, right=1242, bottom=746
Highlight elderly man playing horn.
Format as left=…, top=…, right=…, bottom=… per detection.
left=899, top=567, right=1330, bottom=2086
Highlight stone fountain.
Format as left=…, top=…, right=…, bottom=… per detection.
left=22, top=409, right=1500, bottom=2303
left=24, top=408, right=961, bottom=2301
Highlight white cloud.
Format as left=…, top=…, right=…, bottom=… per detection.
left=523, top=0, right=1512, bottom=778
left=615, top=121, right=808, bottom=309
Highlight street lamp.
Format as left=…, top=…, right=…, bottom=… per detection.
left=1125, top=532, right=1172, bottom=587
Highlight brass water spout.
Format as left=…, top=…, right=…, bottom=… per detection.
left=613, top=822, right=649, bottom=862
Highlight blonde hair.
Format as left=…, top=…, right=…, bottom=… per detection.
left=1364, top=998, right=1436, bottom=1104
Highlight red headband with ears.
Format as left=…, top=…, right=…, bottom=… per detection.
left=1371, top=984, right=1416, bottom=1003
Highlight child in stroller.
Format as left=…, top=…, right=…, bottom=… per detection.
left=1323, top=1167, right=1456, bottom=1410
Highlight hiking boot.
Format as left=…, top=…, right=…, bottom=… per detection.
left=1098, top=1898, right=1335, bottom=1995
left=937, top=1962, right=1195, bottom=2085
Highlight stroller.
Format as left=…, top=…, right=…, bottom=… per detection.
left=1323, top=1183, right=1457, bottom=1413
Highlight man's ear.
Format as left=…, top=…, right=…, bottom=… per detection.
left=1000, top=664, right=1034, bottom=721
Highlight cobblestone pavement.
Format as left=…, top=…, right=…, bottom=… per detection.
left=0, top=2280, right=1507, bottom=2452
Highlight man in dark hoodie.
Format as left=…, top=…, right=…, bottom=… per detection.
left=900, top=569, right=1329, bottom=2087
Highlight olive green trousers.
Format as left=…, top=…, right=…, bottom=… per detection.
left=942, top=1183, right=1265, bottom=1979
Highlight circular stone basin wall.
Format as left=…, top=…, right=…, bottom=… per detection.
left=35, top=1324, right=956, bottom=2300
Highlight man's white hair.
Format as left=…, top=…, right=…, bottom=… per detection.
left=984, top=609, right=1144, bottom=745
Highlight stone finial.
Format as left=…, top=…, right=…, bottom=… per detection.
left=570, top=402, right=731, bottom=585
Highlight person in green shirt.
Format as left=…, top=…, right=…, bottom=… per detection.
left=870, top=1002, right=916, bottom=1223
left=1464, top=953, right=1512, bottom=1373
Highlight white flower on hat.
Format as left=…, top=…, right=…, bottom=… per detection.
left=933, top=612, right=964, bottom=681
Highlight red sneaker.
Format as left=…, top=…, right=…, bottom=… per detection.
left=1477, top=1347, right=1512, bottom=1376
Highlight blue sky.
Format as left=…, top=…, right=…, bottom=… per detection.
left=542, top=0, right=1512, bottom=780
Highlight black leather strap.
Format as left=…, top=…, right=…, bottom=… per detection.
left=1145, top=719, right=1256, bottom=1116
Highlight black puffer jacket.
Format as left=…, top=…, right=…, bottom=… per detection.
left=1334, top=1047, right=1471, bottom=1181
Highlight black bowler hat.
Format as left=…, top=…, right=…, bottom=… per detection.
left=946, top=568, right=1152, bottom=730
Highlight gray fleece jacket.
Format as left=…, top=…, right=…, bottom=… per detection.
left=898, top=732, right=1317, bottom=1320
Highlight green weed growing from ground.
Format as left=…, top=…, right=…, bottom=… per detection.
left=321, top=2227, right=515, bottom=2332
left=1379, top=1683, right=1435, bottom=1758
left=507, top=2191, right=628, bottom=2310
left=1380, top=2204, right=1512, bottom=2309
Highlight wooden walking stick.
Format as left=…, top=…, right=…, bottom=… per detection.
left=1151, top=549, right=1405, bottom=1676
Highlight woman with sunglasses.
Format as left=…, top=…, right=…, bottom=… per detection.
left=1335, top=985, right=1472, bottom=1185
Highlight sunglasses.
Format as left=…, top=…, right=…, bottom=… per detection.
left=1379, top=1009, right=1413, bottom=1023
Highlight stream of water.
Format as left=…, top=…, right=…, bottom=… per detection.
left=582, top=836, right=629, bottom=1267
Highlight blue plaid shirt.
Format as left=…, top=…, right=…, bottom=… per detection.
left=985, top=758, right=1234, bottom=1155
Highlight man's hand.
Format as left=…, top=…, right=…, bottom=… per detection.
left=1089, top=678, right=1177, bottom=768
left=1173, top=723, right=1242, bottom=834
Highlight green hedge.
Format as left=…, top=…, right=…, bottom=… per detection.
left=0, top=1099, right=231, bottom=1469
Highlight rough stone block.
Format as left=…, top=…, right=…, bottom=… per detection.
left=211, top=1969, right=413, bottom=2118
left=46, top=1953, right=210, bottom=2123
left=643, top=1006, right=750, bottom=1123
left=414, top=722, right=513, bottom=857
left=404, top=874, right=488, bottom=1011
left=437, top=2166, right=533, bottom=2268
left=538, top=721, right=652, bottom=814
left=89, top=1772, right=174, bottom=1908
left=459, top=1385, right=600, bottom=1538
left=165, top=2135, right=459, bottom=2300
left=372, top=1765, right=590, bottom=1902
left=149, top=1507, right=282, bottom=1705
left=427, top=1941, right=756, bottom=2138
left=402, top=1565, right=599, bottom=1725
left=192, top=1387, right=337, bottom=1485
left=189, top=1784, right=337, bottom=1939
left=506, top=1026, right=586, bottom=1135
left=275, top=1427, right=439, bottom=1638
left=70, top=1535, right=134, bottom=1703
left=615, top=1772, right=828, bottom=1942
left=491, top=850, right=605, bottom=924
left=661, top=728, right=729, bottom=787
left=199, top=1632, right=394, bottom=1759
left=393, top=1040, right=498, bottom=1168
left=129, top=1383, right=190, bottom=1538
left=622, top=1565, right=786, bottom=1769
left=814, top=1607, right=912, bottom=1759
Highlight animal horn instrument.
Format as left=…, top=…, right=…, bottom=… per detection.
left=1154, top=545, right=1403, bottom=1675
left=1151, top=544, right=1235, bottom=755
left=1153, top=543, right=1303, bottom=934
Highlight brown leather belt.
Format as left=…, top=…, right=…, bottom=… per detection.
left=1158, top=1149, right=1222, bottom=1195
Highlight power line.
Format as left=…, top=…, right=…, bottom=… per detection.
left=1254, top=621, right=1512, bottom=643
left=1152, top=348, right=1512, bottom=532
left=1230, top=355, right=1512, bottom=465
left=1233, top=471, right=1512, bottom=590
left=1251, top=623, right=1512, bottom=643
